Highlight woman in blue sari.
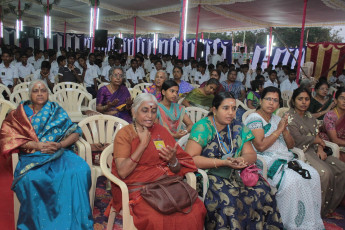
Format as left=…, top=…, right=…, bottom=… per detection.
left=0, top=80, right=93, bottom=230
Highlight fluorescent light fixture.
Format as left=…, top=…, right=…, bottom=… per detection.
left=266, top=35, right=274, bottom=56
left=183, top=0, right=189, bottom=41
left=96, top=8, right=99, bottom=30
left=44, top=15, right=51, bottom=38
left=0, top=21, right=3, bottom=38
left=154, top=33, right=158, bottom=49
left=16, top=19, right=23, bottom=39
left=90, top=7, right=99, bottom=37
left=89, top=8, right=93, bottom=37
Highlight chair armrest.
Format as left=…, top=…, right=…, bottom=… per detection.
left=256, top=155, right=268, bottom=179
left=197, top=169, right=209, bottom=201
left=76, top=138, right=93, bottom=167
left=185, top=172, right=196, bottom=189
left=324, top=140, right=340, bottom=159
left=291, top=147, right=306, bottom=162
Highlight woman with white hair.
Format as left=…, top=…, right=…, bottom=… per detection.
left=110, top=93, right=206, bottom=230
left=143, top=70, right=167, bottom=102
left=0, top=79, right=93, bottom=229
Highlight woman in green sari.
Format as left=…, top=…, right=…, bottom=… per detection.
left=182, top=78, right=219, bottom=110
left=156, top=80, right=194, bottom=140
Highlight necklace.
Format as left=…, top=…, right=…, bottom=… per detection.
left=212, top=116, right=234, bottom=156
left=258, top=109, right=271, bottom=123
left=109, top=84, right=116, bottom=93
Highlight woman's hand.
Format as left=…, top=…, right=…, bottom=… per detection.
left=224, top=157, right=248, bottom=169
left=173, top=130, right=188, bottom=139
left=314, top=135, right=326, bottom=148
left=326, top=101, right=336, bottom=111
left=317, top=148, right=327, bottom=161
left=137, top=126, right=151, bottom=148
left=108, top=98, right=119, bottom=107
left=277, top=114, right=289, bottom=132
left=159, top=142, right=179, bottom=164
left=125, top=97, right=133, bottom=106
left=37, top=142, right=58, bottom=154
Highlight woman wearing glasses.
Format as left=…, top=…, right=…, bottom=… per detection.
left=308, top=81, right=335, bottom=120
left=96, top=67, right=133, bottom=123
left=244, top=86, right=324, bottom=229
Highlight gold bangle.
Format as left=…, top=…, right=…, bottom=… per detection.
left=213, top=159, right=218, bottom=168
left=272, top=132, right=279, bottom=138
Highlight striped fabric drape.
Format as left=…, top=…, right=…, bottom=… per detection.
left=252, top=45, right=305, bottom=70
left=306, top=42, right=345, bottom=79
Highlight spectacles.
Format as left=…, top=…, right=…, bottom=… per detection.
left=263, top=97, right=279, bottom=103
left=111, top=74, right=124, bottom=78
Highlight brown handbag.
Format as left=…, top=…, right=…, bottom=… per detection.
left=129, top=175, right=198, bottom=215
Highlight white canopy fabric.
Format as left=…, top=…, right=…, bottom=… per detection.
left=2, top=0, right=345, bottom=35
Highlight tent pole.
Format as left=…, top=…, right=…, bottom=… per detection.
left=134, top=16, right=136, bottom=56
left=296, top=0, right=308, bottom=84
left=178, top=0, right=187, bottom=59
left=267, top=27, right=272, bottom=67
left=91, top=0, right=97, bottom=53
left=63, top=21, right=66, bottom=49
left=193, top=4, right=200, bottom=59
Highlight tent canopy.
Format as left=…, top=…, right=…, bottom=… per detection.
left=2, top=0, right=345, bottom=35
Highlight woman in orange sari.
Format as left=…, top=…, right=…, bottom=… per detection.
left=110, top=93, right=206, bottom=230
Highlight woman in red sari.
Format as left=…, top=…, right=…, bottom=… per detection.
left=110, top=93, right=206, bottom=230
left=320, top=87, right=345, bottom=162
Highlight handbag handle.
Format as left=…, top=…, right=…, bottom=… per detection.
left=157, top=180, right=194, bottom=214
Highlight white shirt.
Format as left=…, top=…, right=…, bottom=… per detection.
left=17, top=63, right=35, bottom=79
left=207, top=54, right=214, bottom=65
left=329, top=76, right=337, bottom=85
left=278, top=74, right=288, bottom=84
left=338, top=74, right=345, bottom=86
left=280, top=79, right=298, bottom=93
left=0, top=63, right=18, bottom=86
left=262, top=72, right=269, bottom=81
left=50, top=61, right=59, bottom=77
left=101, top=65, right=112, bottom=81
left=84, top=63, right=98, bottom=87
left=211, top=54, right=223, bottom=66
left=150, top=69, right=157, bottom=81
left=32, top=69, right=55, bottom=83
left=137, top=66, right=145, bottom=80
left=28, top=57, right=43, bottom=71
left=126, top=68, right=143, bottom=84
left=263, top=80, right=279, bottom=88
left=144, top=59, right=152, bottom=72
left=238, top=53, right=245, bottom=65
left=220, top=71, right=228, bottom=83
left=194, top=71, right=209, bottom=84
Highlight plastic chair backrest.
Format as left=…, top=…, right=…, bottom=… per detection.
left=53, top=82, right=87, bottom=93
left=13, top=82, right=30, bottom=92
left=52, top=88, right=92, bottom=114
left=128, top=88, right=142, bottom=99
left=10, top=88, right=29, bottom=105
left=0, top=83, right=11, bottom=99
left=185, top=107, right=209, bottom=123
left=242, top=109, right=256, bottom=123
left=24, top=74, right=34, bottom=82
left=133, top=83, right=152, bottom=91
left=0, top=99, right=16, bottom=126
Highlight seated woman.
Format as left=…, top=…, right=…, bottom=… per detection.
left=200, top=69, right=225, bottom=95
left=96, top=67, right=133, bottom=123
left=319, top=87, right=345, bottom=162
left=111, top=93, right=206, bottom=230
left=287, top=87, right=345, bottom=218
left=185, top=92, right=283, bottom=230
left=182, top=78, right=219, bottom=110
left=143, top=69, right=167, bottom=102
left=246, top=79, right=263, bottom=109
left=0, top=80, right=93, bottom=229
left=157, top=80, right=194, bottom=140
left=308, top=81, right=335, bottom=120
left=173, top=66, right=194, bottom=97
left=244, top=86, right=324, bottom=229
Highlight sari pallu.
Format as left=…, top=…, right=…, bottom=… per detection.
left=189, top=117, right=283, bottom=230
left=157, top=103, right=186, bottom=136
left=110, top=124, right=206, bottom=230
left=0, top=101, right=93, bottom=230
left=184, top=88, right=214, bottom=110
left=96, top=85, right=132, bottom=123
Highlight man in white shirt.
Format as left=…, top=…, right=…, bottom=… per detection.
left=28, top=50, right=44, bottom=71
left=150, top=60, right=163, bottom=82
left=79, top=56, right=98, bottom=98
left=17, top=53, right=35, bottom=81
left=277, top=66, right=289, bottom=84
left=207, top=48, right=214, bottom=65
left=182, top=60, right=191, bottom=81
left=280, top=69, right=298, bottom=93
left=211, top=48, right=223, bottom=67
left=263, top=70, right=279, bottom=88
left=251, top=67, right=262, bottom=81
left=101, top=55, right=115, bottom=82
left=338, top=69, right=345, bottom=86
left=143, top=55, right=152, bottom=73
left=194, top=63, right=209, bottom=84
left=262, top=64, right=273, bottom=82
left=126, top=59, right=143, bottom=87
left=0, top=50, right=18, bottom=91
left=329, top=71, right=337, bottom=87
left=88, top=53, right=101, bottom=78
left=33, top=61, right=55, bottom=90
left=135, top=56, right=146, bottom=82
left=49, top=50, right=59, bottom=77
left=238, top=47, right=245, bottom=65
left=11, top=51, right=21, bottom=67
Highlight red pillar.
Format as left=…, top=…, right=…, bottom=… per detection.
left=267, top=27, right=272, bottom=66
left=193, top=4, right=201, bottom=58
left=46, top=0, right=49, bottom=50
left=133, top=16, right=136, bottom=56
left=296, top=0, right=308, bottom=84
left=178, top=0, right=187, bottom=59
left=91, top=0, right=97, bottom=52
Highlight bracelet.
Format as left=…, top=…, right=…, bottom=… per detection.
left=169, top=158, right=179, bottom=168
left=213, top=159, right=218, bottom=168
left=129, top=155, right=139, bottom=164
left=272, top=132, right=279, bottom=138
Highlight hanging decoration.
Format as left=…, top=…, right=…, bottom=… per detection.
left=34, top=0, right=61, bottom=12
left=7, top=3, right=32, bottom=17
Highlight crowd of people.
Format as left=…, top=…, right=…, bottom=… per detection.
left=1, top=44, right=345, bottom=230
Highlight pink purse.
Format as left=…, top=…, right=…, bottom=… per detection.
left=240, top=164, right=260, bottom=187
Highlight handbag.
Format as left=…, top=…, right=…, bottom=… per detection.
left=240, top=164, right=260, bottom=187
left=129, top=175, right=198, bottom=215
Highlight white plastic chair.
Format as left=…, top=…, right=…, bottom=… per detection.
left=276, top=107, right=290, bottom=118
left=13, top=82, right=30, bottom=92
left=236, top=99, right=249, bottom=111
left=242, top=109, right=256, bottom=123
left=177, top=97, right=185, bottom=105
left=133, top=83, right=152, bottom=91
left=0, top=99, right=16, bottom=126
left=98, top=82, right=109, bottom=89
left=23, top=74, right=34, bottom=82
left=77, top=115, right=129, bottom=210
left=0, top=83, right=11, bottom=99
left=281, top=91, right=292, bottom=107
left=128, top=88, right=142, bottom=99
left=10, top=88, right=30, bottom=106
left=88, top=98, right=97, bottom=111
left=185, top=107, right=209, bottom=123
left=52, top=88, right=92, bottom=122
left=52, top=82, right=87, bottom=93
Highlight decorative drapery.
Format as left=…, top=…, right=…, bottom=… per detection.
left=306, top=42, right=345, bottom=79
left=251, top=45, right=305, bottom=71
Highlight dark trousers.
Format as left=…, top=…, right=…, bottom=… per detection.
left=87, top=85, right=97, bottom=99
